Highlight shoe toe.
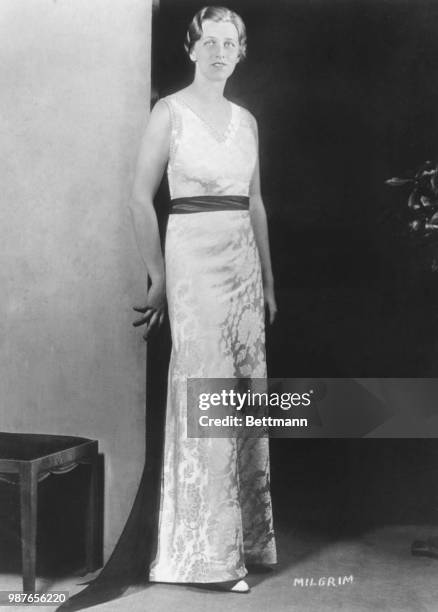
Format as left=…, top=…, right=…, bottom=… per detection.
left=230, top=580, right=250, bottom=593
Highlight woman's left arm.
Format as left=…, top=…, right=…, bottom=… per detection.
left=249, top=115, right=277, bottom=324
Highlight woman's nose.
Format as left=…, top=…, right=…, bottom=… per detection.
left=214, top=42, right=225, bottom=57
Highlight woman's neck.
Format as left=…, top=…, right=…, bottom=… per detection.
left=186, top=74, right=227, bottom=105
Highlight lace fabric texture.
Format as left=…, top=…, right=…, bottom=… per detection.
left=163, top=94, right=257, bottom=199
left=148, top=93, right=277, bottom=583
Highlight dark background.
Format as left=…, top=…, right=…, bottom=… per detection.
left=155, top=0, right=438, bottom=378
left=151, top=0, right=438, bottom=539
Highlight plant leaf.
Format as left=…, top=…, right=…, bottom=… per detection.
left=408, top=189, right=421, bottom=209
left=432, top=169, right=438, bottom=195
left=385, top=177, right=413, bottom=186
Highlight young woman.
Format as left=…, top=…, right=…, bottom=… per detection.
left=130, top=6, right=277, bottom=594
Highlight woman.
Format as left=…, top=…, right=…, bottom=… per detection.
left=130, top=6, right=277, bottom=594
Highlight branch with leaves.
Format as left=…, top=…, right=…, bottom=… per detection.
left=386, top=160, right=438, bottom=237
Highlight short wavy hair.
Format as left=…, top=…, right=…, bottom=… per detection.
left=184, top=6, right=247, bottom=61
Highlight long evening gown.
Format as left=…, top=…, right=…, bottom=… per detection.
left=148, top=92, right=277, bottom=583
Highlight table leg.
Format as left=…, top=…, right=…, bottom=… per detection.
left=85, top=455, right=99, bottom=573
left=19, top=463, right=37, bottom=592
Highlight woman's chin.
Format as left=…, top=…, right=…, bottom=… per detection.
left=201, top=67, right=236, bottom=83
left=206, top=72, right=230, bottom=83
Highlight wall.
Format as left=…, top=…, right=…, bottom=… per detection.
left=0, top=0, right=151, bottom=557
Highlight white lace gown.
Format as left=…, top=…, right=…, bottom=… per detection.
left=148, top=93, right=277, bottom=583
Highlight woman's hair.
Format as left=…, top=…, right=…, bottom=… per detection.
left=184, top=6, right=247, bottom=61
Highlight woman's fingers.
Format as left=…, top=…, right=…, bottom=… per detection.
left=132, top=309, right=156, bottom=327
left=271, top=307, right=277, bottom=324
left=132, top=305, right=155, bottom=313
left=266, top=298, right=277, bottom=325
left=269, top=306, right=277, bottom=324
left=132, top=301, right=165, bottom=340
left=142, top=311, right=161, bottom=341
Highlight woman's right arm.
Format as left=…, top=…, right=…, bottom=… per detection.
left=128, top=99, right=171, bottom=339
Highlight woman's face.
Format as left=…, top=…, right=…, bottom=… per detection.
left=190, top=19, right=240, bottom=82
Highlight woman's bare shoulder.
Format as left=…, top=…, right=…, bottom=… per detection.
left=146, top=98, right=173, bottom=135
left=151, top=96, right=172, bottom=117
left=231, top=100, right=256, bottom=120
left=159, top=87, right=190, bottom=107
left=232, top=101, right=258, bottom=133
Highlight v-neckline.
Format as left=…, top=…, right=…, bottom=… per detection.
left=176, top=96, right=238, bottom=145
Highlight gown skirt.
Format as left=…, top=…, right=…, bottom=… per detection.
left=148, top=207, right=277, bottom=583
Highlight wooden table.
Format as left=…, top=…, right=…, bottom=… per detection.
left=0, top=433, right=103, bottom=592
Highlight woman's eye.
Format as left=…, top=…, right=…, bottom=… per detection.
left=225, top=41, right=236, bottom=48
left=204, top=40, right=214, bottom=46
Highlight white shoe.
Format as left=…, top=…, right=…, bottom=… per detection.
left=191, top=579, right=251, bottom=594
left=229, top=579, right=250, bottom=593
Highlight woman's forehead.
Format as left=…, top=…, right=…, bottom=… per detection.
left=200, top=19, right=239, bottom=40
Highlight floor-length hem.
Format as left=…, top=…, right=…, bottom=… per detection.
left=148, top=567, right=248, bottom=584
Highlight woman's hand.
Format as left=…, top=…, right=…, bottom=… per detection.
left=132, top=279, right=166, bottom=341
left=264, top=282, right=277, bottom=325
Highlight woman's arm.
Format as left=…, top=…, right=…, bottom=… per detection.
left=248, top=115, right=277, bottom=324
left=128, top=99, right=171, bottom=339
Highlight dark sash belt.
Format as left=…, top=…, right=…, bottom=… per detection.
left=169, top=195, right=250, bottom=214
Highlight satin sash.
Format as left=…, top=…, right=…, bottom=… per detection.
left=169, top=195, right=250, bottom=214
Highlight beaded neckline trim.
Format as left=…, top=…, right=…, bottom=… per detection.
left=175, top=96, right=239, bottom=145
